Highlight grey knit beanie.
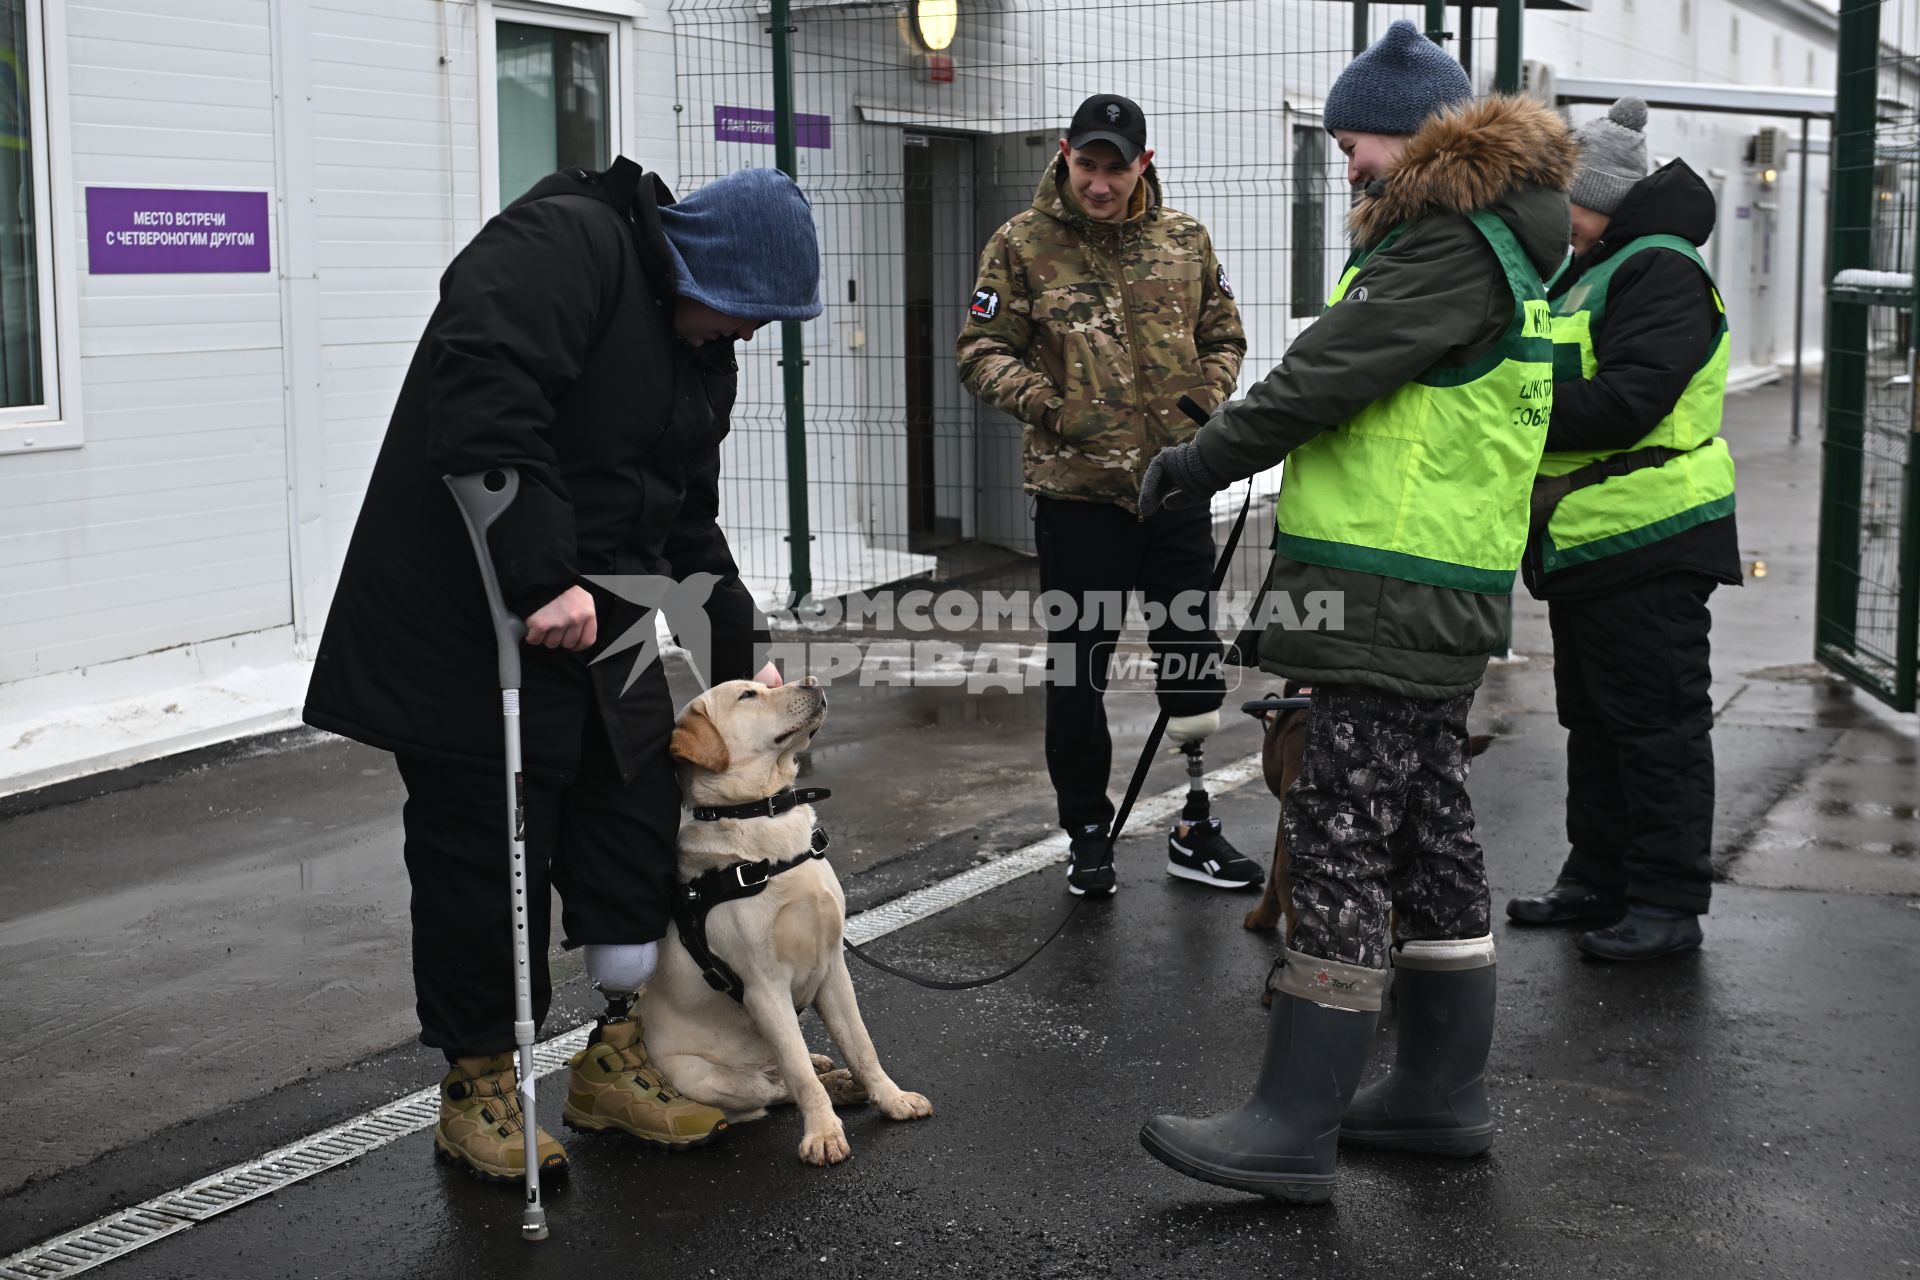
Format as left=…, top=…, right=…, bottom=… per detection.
left=1323, top=19, right=1472, bottom=136
left=658, top=168, right=823, bottom=322
left=1569, top=98, right=1650, bottom=215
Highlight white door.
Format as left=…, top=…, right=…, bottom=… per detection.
left=971, top=131, right=1051, bottom=554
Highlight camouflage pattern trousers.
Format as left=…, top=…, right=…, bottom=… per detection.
left=1283, top=683, right=1491, bottom=969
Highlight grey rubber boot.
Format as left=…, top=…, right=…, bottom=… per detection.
left=1140, top=951, right=1382, bottom=1204
left=1340, top=936, right=1496, bottom=1157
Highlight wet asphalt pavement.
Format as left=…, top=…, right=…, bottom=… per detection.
left=3, top=382, right=1918, bottom=1277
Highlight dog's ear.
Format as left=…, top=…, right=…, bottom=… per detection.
left=670, top=701, right=731, bottom=773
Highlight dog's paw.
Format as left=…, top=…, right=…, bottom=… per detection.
left=1242, top=905, right=1280, bottom=932
left=809, top=1054, right=837, bottom=1075
left=819, top=1069, right=870, bottom=1106
left=876, top=1090, right=933, bottom=1122
left=798, top=1125, right=851, bottom=1166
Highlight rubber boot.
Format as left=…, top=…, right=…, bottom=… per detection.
left=1140, top=956, right=1381, bottom=1204
left=1578, top=905, right=1703, bottom=961
left=434, top=1052, right=569, bottom=1182
left=1340, top=938, right=1496, bottom=1157
left=564, top=1015, right=730, bottom=1148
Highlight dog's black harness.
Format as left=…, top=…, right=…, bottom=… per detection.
left=689, top=785, right=830, bottom=823
left=674, top=787, right=832, bottom=1003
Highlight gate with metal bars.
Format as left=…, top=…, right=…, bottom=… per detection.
left=1820, top=0, right=1920, bottom=711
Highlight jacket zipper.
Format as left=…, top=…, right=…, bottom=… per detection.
left=1108, top=230, right=1153, bottom=463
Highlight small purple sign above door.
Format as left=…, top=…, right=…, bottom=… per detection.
left=714, top=105, right=831, bottom=150
left=86, top=187, right=272, bottom=274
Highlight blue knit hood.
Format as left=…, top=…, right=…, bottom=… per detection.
left=658, top=168, right=823, bottom=322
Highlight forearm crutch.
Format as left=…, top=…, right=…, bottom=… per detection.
left=444, top=468, right=550, bottom=1243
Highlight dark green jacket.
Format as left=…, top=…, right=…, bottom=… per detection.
left=1195, top=96, right=1576, bottom=698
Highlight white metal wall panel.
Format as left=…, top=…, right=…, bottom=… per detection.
left=308, top=0, right=479, bottom=612
left=0, top=0, right=290, bottom=686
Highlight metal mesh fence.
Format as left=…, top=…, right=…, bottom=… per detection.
left=1819, top=0, right=1920, bottom=710
left=668, top=0, right=1445, bottom=613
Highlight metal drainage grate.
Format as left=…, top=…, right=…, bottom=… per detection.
left=0, top=1025, right=594, bottom=1279
left=0, top=1209, right=193, bottom=1280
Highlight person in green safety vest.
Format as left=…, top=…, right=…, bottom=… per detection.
left=1505, top=99, right=1742, bottom=961
left=1133, top=19, right=1575, bottom=1204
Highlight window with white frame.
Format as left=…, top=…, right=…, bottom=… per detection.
left=484, top=5, right=624, bottom=212
left=0, top=0, right=52, bottom=420
left=1291, top=125, right=1329, bottom=320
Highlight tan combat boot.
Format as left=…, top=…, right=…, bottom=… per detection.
left=433, top=1052, right=569, bottom=1182
left=564, top=1017, right=729, bottom=1148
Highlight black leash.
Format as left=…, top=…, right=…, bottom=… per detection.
left=841, top=395, right=1254, bottom=993
left=839, top=886, right=1091, bottom=991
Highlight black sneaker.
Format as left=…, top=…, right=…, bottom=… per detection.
left=1167, top=818, right=1265, bottom=890
left=1066, top=827, right=1117, bottom=898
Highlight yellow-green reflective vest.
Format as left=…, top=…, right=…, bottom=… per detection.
left=1539, top=235, right=1735, bottom=573
left=1273, top=210, right=1554, bottom=594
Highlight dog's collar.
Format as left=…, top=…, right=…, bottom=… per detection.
left=672, top=825, right=832, bottom=1003
left=689, top=786, right=831, bottom=823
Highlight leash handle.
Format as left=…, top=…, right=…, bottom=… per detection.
left=1240, top=696, right=1312, bottom=717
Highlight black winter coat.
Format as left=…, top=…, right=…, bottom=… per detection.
left=304, top=159, right=764, bottom=781
left=1526, top=159, right=1742, bottom=600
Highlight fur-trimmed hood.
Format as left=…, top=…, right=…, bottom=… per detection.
left=1350, top=95, right=1577, bottom=255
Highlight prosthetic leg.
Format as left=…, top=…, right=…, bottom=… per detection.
left=1164, top=711, right=1264, bottom=890
left=1179, top=739, right=1211, bottom=824
left=565, top=945, right=731, bottom=1148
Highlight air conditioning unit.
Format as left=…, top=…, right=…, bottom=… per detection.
left=1748, top=126, right=1791, bottom=170
left=1472, top=59, right=1556, bottom=105
left=1518, top=59, right=1557, bottom=106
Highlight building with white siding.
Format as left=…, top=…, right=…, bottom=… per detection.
left=0, top=0, right=1843, bottom=791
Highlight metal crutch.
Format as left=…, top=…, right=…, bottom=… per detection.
left=444, top=467, right=550, bottom=1243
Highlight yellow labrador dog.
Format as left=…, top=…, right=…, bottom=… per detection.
left=640, top=676, right=933, bottom=1165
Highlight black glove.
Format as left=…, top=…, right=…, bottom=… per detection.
left=1139, top=440, right=1224, bottom=519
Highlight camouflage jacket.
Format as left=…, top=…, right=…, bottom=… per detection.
left=955, top=157, right=1246, bottom=511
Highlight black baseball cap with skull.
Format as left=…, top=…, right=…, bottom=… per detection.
left=1066, top=94, right=1148, bottom=162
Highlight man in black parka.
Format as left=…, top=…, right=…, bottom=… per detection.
left=304, top=159, right=821, bottom=1181
left=1506, top=101, right=1742, bottom=962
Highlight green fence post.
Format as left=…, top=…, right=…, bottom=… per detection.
left=1424, top=0, right=1446, bottom=45
left=770, top=0, right=813, bottom=605
left=1900, top=402, right=1919, bottom=710
left=1352, top=0, right=1369, bottom=56
left=1817, top=0, right=1879, bottom=665
left=1495, top=0, right=1523, bottom=94
left=1487, top=0, right=1522, bottom=665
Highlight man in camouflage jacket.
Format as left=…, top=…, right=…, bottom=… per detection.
left=956, top=93, right=1257, bottom=899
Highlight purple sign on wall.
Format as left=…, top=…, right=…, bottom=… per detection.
left=86, top=187, right=272, bottom=275
left=714, top=105, right=831, bottom=150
